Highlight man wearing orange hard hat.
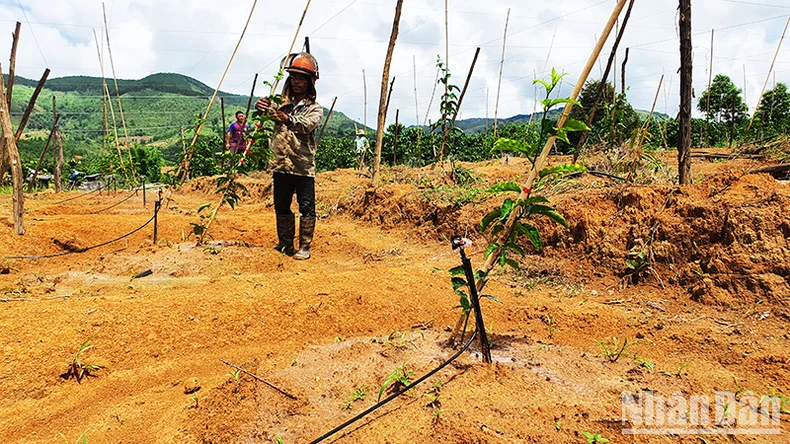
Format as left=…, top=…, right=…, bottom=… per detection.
left=255, top=52, right=323, bottom=260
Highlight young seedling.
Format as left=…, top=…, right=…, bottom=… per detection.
left=595, top=337, right=639, bottom=363
left=63, top=337, right=101, bottom=383
left=581, top=431, right=610, bottom=443
left=227, top=369, right=241, bottom=382
left=424, top=379, right=442, bottom=408
left=343, top=385, right=368, bottom=409
left=544, top=314, right=558, bottom=339
left=378, top=362, right=414, bottom=402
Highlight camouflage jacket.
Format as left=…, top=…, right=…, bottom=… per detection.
left=270, top=99, right=323, bottom=177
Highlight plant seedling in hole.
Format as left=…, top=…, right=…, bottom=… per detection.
left=344, top=385, right=368, bottom=409
left=60, top=431, right=88, bottom=444
left=227, top=369, right=241, bottom=382
left=63, top=337, right=101, bottom=383
left=636, top=357, right=655, bottom=371
left=595, top=337, right=638, bottom=363
left=555, top=420, right=562, bottom=431
left=189, top=395, right=199, bottom=409
left=274, top=436, right=284, bottom=444
left=544, top=314, right=558, bottom=339
left=581, top=431, right=609, bottom=443
left=378, top=362, right=414, bottom=401
left=424, top=379, right=442, bottom=408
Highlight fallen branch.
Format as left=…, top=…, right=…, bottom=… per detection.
left=219, top=359, right=298, bottom=400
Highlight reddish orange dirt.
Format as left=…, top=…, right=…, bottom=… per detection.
left=1, top=150, right=789, bottom=443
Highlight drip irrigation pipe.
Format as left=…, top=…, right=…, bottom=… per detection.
left=51, top=183, right=105, bottom=204
left=88, top=189, right=138, bottom=214
left=566, top=170, right=627, bottom=181
left=4, top=211, right=157, bottom=260
left=310, top=330, right=478, bottom=443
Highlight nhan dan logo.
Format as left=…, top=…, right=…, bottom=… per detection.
left=621, top=390, right=782, bottom=435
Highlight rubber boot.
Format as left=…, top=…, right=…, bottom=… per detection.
left=294, top=218, right=315, bottom=260
left=274, top=214, right=295, bottom=255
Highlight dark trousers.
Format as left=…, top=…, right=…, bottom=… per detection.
left=273, top=172, right=315, bottom=219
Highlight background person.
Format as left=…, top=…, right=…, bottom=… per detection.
left=225, top=111, right=250, bottom=155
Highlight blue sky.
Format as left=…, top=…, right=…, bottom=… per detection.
left=0, top=0, right=788, bottom=125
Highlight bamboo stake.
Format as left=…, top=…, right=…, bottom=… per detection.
left=53, top=95, right=64, bottom=192
left=678, top=0, right=693, bottom=184
left=268, top=0, right=313, bottom=96
left=574, top=0, right=635, bottom=161
left=635, top=75, right=664, bottom=151
left=413, top=55, right=422, bottom=156
left=493, top=9, right=510, bottom=139
left=423, top=68, right=440, bottom=126
left=102, top=3, right=136, bottom=183
left=437, top=47, right=480, bottom=162
left=177, top=0, right=259, bottom=182
left=220, top=97, right=227, bottom=143
left=443, top=0, right=449, bottom=133
left=385, top=77, right=396, bottom=119
left=28, top=114, right=60, bottom=192
left=363, top=69, right=367, bottom=130
left=0, top=64, right=24, bottom=235
left=747, top=15, right=790, bottom=137
left=317, top=96, right=337, bottom=144
left=93, top=28, right=128, bottom=183
left=393, top=108, right=399, bottom=165
left=704, top=29, right=714, bottom=146
left=371, top=0, right=404, bottom=185
left=451, top=0, right=629, bottom=344
left=6, top=22, right=21, bottom=111
left=529, top=27, right=557, bottom=129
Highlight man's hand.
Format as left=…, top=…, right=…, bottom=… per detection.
left=254, top=97, right=271, bottom=112
left=255, top=97, right=289, bottom=124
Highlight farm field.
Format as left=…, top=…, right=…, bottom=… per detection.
left=1, top=150, right=788, bottom=443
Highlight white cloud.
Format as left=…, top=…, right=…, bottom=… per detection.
left=0, top=0, right=788, bottom=125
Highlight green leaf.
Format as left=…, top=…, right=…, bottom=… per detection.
left=480, top=209, right=502, bottom=231
left=504, top=258, right=520, bottom=269
left=490, top=224, right=504, bottom=238
left=486, top=182, right=521, bottom=194
left=541, top=97, right=581, bottom=109
left=538, top=163, right=588, bottom=179
left=481, top=294, right=502, bottom=304
left=451, top=277, right=467, bottom=291
left=197, top=203, right=211, bottom=213
left=561, top=118, right=591, bottom=132
left=533, top=79, right=552, bottom=91
left=459, top=295, right=471, bottom=313
left=500, top=198, right=516, bottom=220
left=518, top=223, right=542, bottom=251
left=503, top=243, right=526, bottom=257
left=449, top=266, right=465, bottom=276
left=554, top=128, right=571, bottom=145
left=484, top=243, right=500, bottom=258
left=492, top=138, right=534, bottom=156
left=529, top=205, right=569, bottom=229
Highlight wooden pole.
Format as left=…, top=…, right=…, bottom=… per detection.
left=53, top=95, right=63, bottom=192
left=574, top=0, right=635, bottom=161
left=0, top=64, right=24, bottom=235
left=705, top=29, right=714, bottom=146
left=385, top=77, right=396, bottom=118
left=0, top=68, right=49, bottom=185
left=678, top=0, right=693, bottom=185
left=746, top=15, right=790, bottom=137
left=317, top=96, right=337, bottom=144
left=621, top=47, right=629, bottom=94
left=393, top=108, right=399, bottom=165
left=362, top=69, right=368, bottom=130
left=177, top=0, right=259, bottom=181
left=28, top=114, right=60, bottom=192
left=93, top=28, right=128, bottom=183
left=437, top=47, right=480, bottom=161
left=493, top=9, right=510, bottom=139
left=220, top=97, right=227, bottom=142
left=6, top=22, right=21, bottom=111
left=371, top=0, right=404, bottom=185
left=244, top=73, right=259, bottom=121
left=451, top=0, right=629, bottom=344
left=413, top=55, right=419, bottom=124
left=635, top=75, right=664, bottom=151
left=103, top=2, right=136, bottom=183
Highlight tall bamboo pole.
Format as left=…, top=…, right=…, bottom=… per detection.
left=53, top=96, right=64, bottom=192
left=177, top=0, right=260, bottom=181
left=621, top=47, right=629, bottom=94
left=0, top=64, right=24, bottom=235
left=103, top=2, right=136, bottom=182
left=635, top=75, right=664, bottom=151
left=6, top=22, right=21, bottom=111
left=362, top=69, right=368, bottom=130
left=451, top=0, right=629, bottom=344
left=493, top=9, right=510, bottom=139
left=678, top=0, right=693, bottom=185
left=413, top=56, right=419, bottom=125
left=385, top=77, right=396, bottom=119
left=705, top=29, right=714, bottom=146
left=393, top=108, right=399, bottom=165
left=746, top=15, right=790, bottom=137
left=437, top=47, right=480, bottom=161
left=371, top=0, right=404, bottom=184
left=317, top=96, right=337, bottom=144
left=93, top=28, right=128, bottom=183
left=268, top=0, right=313, bottom=96
left=574, top=0, right=635, bottom=161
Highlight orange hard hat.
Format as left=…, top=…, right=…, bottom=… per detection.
left=285, top=52, right=319, bottom=81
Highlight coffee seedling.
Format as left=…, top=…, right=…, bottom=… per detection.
left=63, top=337, right=101, bottom=383
left=581, top=431, right=610, bottom=443
left=343, top=385, right=368, bottom=409
left=378, top=362, right=414, bottom=402
left=595, top=337, right=638, bottom=363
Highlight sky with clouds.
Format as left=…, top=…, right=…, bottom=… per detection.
left=0, top=0, right=789, bottom=127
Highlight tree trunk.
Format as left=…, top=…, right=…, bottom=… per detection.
left=371, top=0, right=404, bottom=185
left=0, top=64, right=24, bottom=234
left=678, top=0, right=693, bottom=185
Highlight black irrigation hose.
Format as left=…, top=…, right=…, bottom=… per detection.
left=88, top=189, right=138, bottom=214
left=51, top=183, right=105, bottom=204
left=310, top=330, right=479, bottom=444
left=565, top=170, right=627, bottom=181
left=3, top=212, right=157, bottom=260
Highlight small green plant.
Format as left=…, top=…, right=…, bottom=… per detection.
left=595, top=337, right=639, bottom=363
left=581, top=431, right=610, bottom=443
left=274, top=436, right=284, bottom=444
left=555, top=420, right=562, bottom=431
left=189, top=395, right=199, bottom=409
left=761, top=387, right=790, bottom=414
left=448, top=265, right=500, bottom=315
left=203, top=246, right=221, bottom=255
left=63, top=337, right=101, bottom=383
left=227, top=369, right=241, bottom=382
left=378, top=362, right=414, bottom=401
left=636, top=357, right=655, bottom=371
left=189, top=203, right=212, bottom=241
left=60, top=431, right=88, bottom=444
left=544, top=314, right=558, bottom=339
left=344, top=385, right=368, bottom=409
left=424, top=379, right=442, bottom=408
